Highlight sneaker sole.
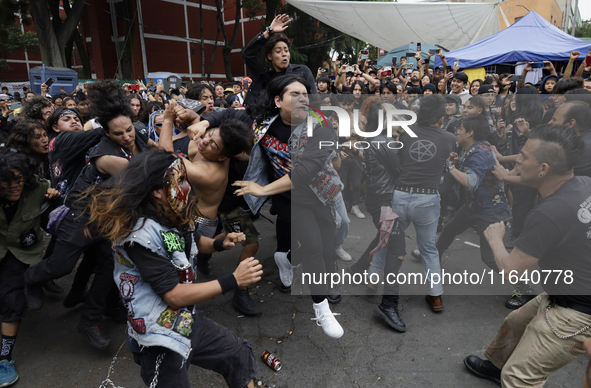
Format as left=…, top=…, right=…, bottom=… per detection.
left=463, top=358, right=501, bottom=386
left=374, top=306, right=407, bottom=332
left=0, top=375, right=18, bottom=387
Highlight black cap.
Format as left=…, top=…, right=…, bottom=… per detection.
left=444, top=94, right=461, bottom=105
left=478, top=84, right=495, bottom=94
left=423, top=83, right=437, bottom=93
left=453, top=71, right=469, bottom=84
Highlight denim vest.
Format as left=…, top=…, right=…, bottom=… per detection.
left=242, top=115, right=343, bottom=214
left=113, top=218, right=198, bottom=360
left=458, top=141, right=510, bottom=217
left=242, top=115, right=280, bottom=214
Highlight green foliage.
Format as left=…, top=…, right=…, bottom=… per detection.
left=0, top=1, right=38, bottom=70
left=575, top=20, right=591, bottom=38
left=261, top=0, right=380, bottom=72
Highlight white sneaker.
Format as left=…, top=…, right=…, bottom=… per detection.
left=274, top=251, right=292, bottom=287
left=312, top=299, right=344, bottom=339
left=335, top=246, right=352, bottom=262
left=351, top=205, right=366, bottom=219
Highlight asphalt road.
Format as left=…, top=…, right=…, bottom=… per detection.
left=15, top=203, right=588, bottom=387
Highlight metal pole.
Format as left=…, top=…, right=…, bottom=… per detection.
left=136, top=0, right=149, bottom=80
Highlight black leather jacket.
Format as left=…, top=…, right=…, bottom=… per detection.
left=365, top=134, right=401, bottom=196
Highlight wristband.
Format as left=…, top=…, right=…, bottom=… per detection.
left=218, top=274, right=238, bottom=294
left=213, top=239, right=225, bottom=252
left=445, top=160, right=456, bottom=173
left=265, top=26, right=273, bottom=36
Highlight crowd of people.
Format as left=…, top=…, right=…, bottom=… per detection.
left=1, top=12, right=591, bottom=388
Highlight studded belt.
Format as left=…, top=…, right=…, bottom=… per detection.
left=196, top=217, right=218, bottom=227
left=395, top=185, right=439, bottom=195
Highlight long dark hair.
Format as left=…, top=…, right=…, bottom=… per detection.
left=514, top=85, right=544, bottom=128
left=87, top=80, right=134, bottom=131
left=350, top=80, right=367, bottom=96
left=0, top=152, right=40, bottom=193
left=246, top=74, right=310, bottom=122
left=4, top=120, right=47, bottom=156
left=85, top=149, right=199, bottom=241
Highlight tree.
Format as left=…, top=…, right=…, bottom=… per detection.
left=28, top=0, right=87, bottom=68
left=0, top=0, right=38, bottom=70
left=575, top=19, right=591, bottom=38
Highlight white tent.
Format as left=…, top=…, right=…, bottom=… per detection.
left=285, top=0, right=501, bottom=52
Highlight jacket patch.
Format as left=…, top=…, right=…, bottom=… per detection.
left=19, top=229, right=37, bottom=248
left=119, top=273, right=138, bottom=299
left=160, top=231, right=184, bottom=252
left=116, top=252, right=131, bottom=267
left=128, top=317, right=146, bottom=334
left=172, top=310, right=194, bottom=338
left=157, top=307, right=179, bottom=328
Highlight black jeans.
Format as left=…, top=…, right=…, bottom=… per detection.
left=439, top=172, right=461, bottom=216
left=436, top=205, right=499, bottom=271
left=292, top=202, right=335, bottom=302
left=271, top=194, right=291, bottom=254
left=339, top=157, right=363, bottom=206
left=510, top=186, right=537, bottom=238
left=24, top=208, right=114, bottom=325
left=132, top=310, right=257, bottom=388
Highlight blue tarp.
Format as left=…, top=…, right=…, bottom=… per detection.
left=434, top=11, right=591, bottom=69
left=376, top=43, right=446, bottom=69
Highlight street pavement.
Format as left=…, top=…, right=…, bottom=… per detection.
left=16, top=203, right=588, bottom=387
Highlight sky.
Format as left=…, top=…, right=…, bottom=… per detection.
left=580, top=1, right=591, bottom=21
left=393, top=0, right=591, bottom=22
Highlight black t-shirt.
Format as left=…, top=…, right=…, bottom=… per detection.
left=48, top=129, right=104, bottom=198
left=0, top=199, right=18, bottom=225
left=218, top=159, right=249, bottom=213
left=396, top=124, right=456, bottom=189
left=263, top=119, right=292, bottom=181
left=574, top=130, right=591, bottom=178
left=66, top=133, right=148, bottom=207
left=124, top=231, right=199, bottom=298
left=509, top=123, right=528, bottom=157
left=515, top=177, right=591, bottom=306
left=290, top=122, right=338, bottom=206
left=262, top=119, right=292, bottom=202
left=173, top=135, right=191, bottom=158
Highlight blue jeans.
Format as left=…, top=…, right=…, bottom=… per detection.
left=334, top=192, right=350, bottom=250
left=391, top=190, right=443, bottom=296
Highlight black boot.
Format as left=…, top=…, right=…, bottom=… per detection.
left=63, top=290, right=87, bottom=308
left=375, top=296, right=406, bottom=332
left=464, top=355, right=501, bottom=386
left=232, top=288, right=262, bottom=315
left=42, top=280, right=64, bottom=294
left=75, top=321, right=111, bottom=349
left=25, top=283, right=45, bottom=311
left=197, top=253, right=212, bottom=276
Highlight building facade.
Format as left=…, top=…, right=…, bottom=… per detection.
left=1, top=0, right=266, bottom=82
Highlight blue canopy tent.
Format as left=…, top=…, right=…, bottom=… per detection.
left=376, top=43, right=446, bottom=69
left=434, top=11, right=591, bottom=69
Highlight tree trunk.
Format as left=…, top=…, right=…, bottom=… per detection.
left=29, top=0, right=66, bottom=67
left=215, top=0, right=242, bottom=80
left=63, top=0, right=92, bottom=78
left=29, top=0, right=87, bottom=69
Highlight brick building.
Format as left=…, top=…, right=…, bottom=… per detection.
left=1, top=0, right=266, bottom=82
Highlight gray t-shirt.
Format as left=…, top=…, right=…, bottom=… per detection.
left=396, top=124, right=456, bottom=189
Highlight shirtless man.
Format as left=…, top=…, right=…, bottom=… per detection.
left=160, top=101, right=260, bottom=315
